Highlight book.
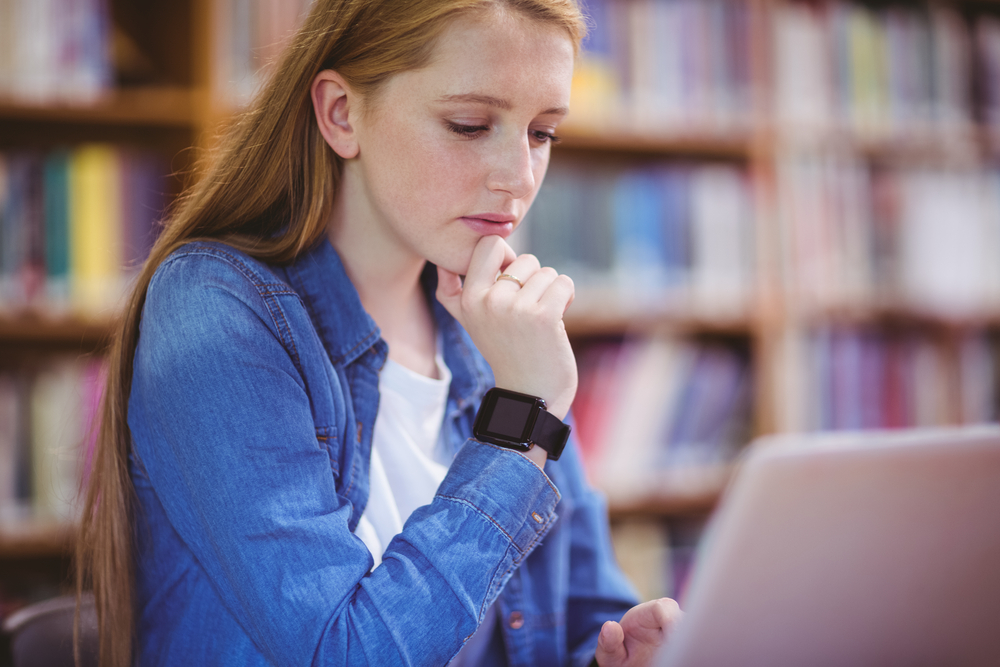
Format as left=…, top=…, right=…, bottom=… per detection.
left=0, top=371, right=32, bottom=523
left=0, top=0, right=111, bottom=104
left=577, top=335, right=752, bottom=503
left=0, top=145, right=168, bottom=314
left=524, top=161, right=754, bottom=315
left=69, top=144, right=122, bottom=315
left=214, top=0, right=313, bottom=108
left=773, top=1, right=974, bottom=136
left=572, top=0, right=755, bottom=131
left=609, top=518, right=672, bottom=602
left=0, top=357, right=107, bottom=523
left=797, top=326, right=1000, bottom=431
left=30, top=360, right=84, bottom=522
left=43, top=150, right=71, bottom=309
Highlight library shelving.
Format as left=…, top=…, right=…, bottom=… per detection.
left=5, top=0, right=1000, bottom=628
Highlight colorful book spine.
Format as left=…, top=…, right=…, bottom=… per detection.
left=776, top=148, right=1000, bottom=316
left=572, top=0, right=755, bottom=131
left=522, top=161, right=754, bottom=316
left=575, top=335, right=752, bottom=504
left=0, top=145, right=169, bottom=315
left=797, top=326, right=1000, bottom=431
left=0, top=0, right=111, bottom=104
left=43, top=150, right=71, bottom=307
left=214, top=0, right=313, bottom=107
left=69, top=145, right=122, bottom=314
left=0, top=357, right=107, bottom=523
left=773, top=1, right=975, bottom=135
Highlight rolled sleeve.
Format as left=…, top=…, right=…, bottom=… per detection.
left=438, top=440, right=560, bottom=556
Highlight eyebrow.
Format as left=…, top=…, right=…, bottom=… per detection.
left=436, top=93, right=568, bottom=116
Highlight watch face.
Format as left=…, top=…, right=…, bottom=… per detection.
left=474, top=389, right=540, bottom=446
left=485, top=394, right=534, bottom=440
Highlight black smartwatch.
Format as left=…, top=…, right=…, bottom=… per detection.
left=472, top=387, right=571, bottom=461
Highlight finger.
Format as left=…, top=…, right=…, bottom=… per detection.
left=654, top=598, right=682, bottom=636
left=517, top=266, right=558, bottom=303
left=436, top=265, right=465, bottom=320
left=594, top=620, right=627, bottom=667
left=498, top=241, right=518, bottom=270
left=537, top=273, right=575, bottom=315
left=496, top=253, right=542, bottom=291
left=464, top=236, right=513, bottom=294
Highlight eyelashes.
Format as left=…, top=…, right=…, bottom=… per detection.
left=446, top=122, right=489, bottom=138
left=445, top=122, right=561, bottom=145
left=533, top=129, right=561, bottom=145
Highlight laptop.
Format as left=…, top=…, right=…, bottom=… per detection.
left=655, top=426, right=1000, bottom=667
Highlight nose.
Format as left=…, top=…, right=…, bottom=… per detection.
left=487, top=133, right=535, bottom=200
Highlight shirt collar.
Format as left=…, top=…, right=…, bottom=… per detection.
left=284, top=239, right=493, bottom=406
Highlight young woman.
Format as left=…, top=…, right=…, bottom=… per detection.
left=77, top=1, right=680, bottom=665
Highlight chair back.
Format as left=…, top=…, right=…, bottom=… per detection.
left=2, top=594, right=98, bottom=667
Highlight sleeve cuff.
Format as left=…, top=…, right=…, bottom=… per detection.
left=436, top=439, right=561, bottom=557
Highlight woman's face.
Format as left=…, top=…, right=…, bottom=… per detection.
left=339, top=9, right=576, bottom=274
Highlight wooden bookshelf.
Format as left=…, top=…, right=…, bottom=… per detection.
left=0, top=87, right=198, bottom=128
left=0, top=314, right=113, bottom=351
left=800, top=304, right=1000, bottom=333
left=607, top=490, right=723, bottom=520
left=0, top=522, right=74, bottom=560
left=565, top=310, right=755, bottom=339
left=557, top=124, right=755, bottom=160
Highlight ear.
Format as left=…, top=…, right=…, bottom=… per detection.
left=311, top=70, right=360, bottom=159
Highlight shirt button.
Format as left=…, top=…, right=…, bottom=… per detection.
left=531, top=511, right=543, bottom=524
left=508, top=611, right=525, bottom=630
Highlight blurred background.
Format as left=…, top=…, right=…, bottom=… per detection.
left=3, top=0, right=1000, bottom=655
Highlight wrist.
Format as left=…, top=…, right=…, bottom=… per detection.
left=523, top=444, right=548, bottom=468
left=472, top=387, right=571, bottom=461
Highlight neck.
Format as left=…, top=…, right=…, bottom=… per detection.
left=328, top=180, right=439, bottom=378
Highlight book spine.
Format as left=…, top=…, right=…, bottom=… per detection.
left=69, top=144, right=122, bottom=315
left=44, top=150, right=71, bottom=309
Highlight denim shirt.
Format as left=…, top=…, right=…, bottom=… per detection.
left=127, top=239, right=638, bottom=666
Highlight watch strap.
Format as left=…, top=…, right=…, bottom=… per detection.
left=529, top=408, right=570, bottom=461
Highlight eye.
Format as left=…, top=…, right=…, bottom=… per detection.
left=447, top=121, right=489, bottom=138
left=530, top=129, right=561, bottom=145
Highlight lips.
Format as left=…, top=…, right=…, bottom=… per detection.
left=460, top=214, right=516, bottom=238
left=466, top=213, right=516, bottom=224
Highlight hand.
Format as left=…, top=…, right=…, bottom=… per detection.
left=594, top=598, right=682, bottom=667
left=436, top=235, right=577, bottom=421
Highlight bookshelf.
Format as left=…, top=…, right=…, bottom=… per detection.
left=3, top=0, right=1000, bottom=624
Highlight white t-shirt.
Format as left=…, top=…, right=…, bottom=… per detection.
left=355, top=355, right=452, bottom=562
left=355, top=354, right=495, bottom=666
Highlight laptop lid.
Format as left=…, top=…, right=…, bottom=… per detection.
left=656, top=426, right=1000, bottom=667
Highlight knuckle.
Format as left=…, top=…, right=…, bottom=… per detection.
left=556, top=274, right=575, bottom=291
left=539, top=266, right=558, bottom=279
left=482, top=288, right=506, bottom=314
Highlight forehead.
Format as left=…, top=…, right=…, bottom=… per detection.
left=381, top=9, right=575, bottom=109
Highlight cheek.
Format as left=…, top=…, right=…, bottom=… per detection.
left=403, top=141, right=486, bottom=212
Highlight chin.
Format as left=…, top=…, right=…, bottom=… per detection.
left=425, top=246, right=476, bottom=277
